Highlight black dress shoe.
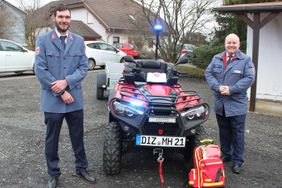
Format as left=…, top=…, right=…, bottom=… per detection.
left=47, top=176, right=58, bottom=188
left=77, top=171, right=97, bottom=183
left=232, top=164, right=243, bottom=174
left=221, top=156, right=231, bottom=163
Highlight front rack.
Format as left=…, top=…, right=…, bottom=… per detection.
left=119, top=86, right=201, bottom=107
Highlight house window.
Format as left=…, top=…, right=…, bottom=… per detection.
left=128, top=15, right=136, bottom=21
left=87, top=12, right=93, bottom=24
left=113, top=37, right=120, bottom=44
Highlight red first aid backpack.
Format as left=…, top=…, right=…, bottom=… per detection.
left=189, top=140, right=225, bottom=188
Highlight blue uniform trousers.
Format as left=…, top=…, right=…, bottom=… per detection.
left=216, top=113, right=246, bottom=166
left=44, top=110, right=88, bottom=177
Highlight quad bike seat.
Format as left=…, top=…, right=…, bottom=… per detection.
left=136, top=60, right=167, bottom=82
left=123, top=59, right=178, bottom=85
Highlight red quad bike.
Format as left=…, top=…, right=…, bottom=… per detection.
left=103, top=56, right=210, bottom=180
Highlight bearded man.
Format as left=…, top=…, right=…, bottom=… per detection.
left=34, top=4, right=96, bottom=188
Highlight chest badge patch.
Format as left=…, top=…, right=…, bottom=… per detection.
left=233, top=70, right=242, bottom=74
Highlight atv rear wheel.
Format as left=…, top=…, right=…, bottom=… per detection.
left=96, top=72, right=106, bottom=100
left=103, top=121, right=122, bottom=175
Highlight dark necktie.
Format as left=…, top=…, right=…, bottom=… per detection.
left=59, top=36, right=67, bottom=49
left=227, top=55, right=233, bottom=66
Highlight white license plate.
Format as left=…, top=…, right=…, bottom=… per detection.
left=136, top=135, right=186, bottom=147
left=148, top=117, right=176, bottom=123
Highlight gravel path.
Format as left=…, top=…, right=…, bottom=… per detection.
left=0, top=71, right=281, bottom=188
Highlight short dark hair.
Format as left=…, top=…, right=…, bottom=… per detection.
left=53, top=4, right=71, bottom=17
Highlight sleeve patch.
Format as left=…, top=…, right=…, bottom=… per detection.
left=35, top=47, right=40, bottom=55
left=252, top=68, right=256, bottom=75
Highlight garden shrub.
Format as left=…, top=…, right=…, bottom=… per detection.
left=189, top=45, right=224, bottom=70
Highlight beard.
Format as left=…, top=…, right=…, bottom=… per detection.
left=55, top=20, right=70, bottom=33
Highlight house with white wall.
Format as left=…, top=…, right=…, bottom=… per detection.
left=34, top=0, right=154, bottom=46
left=247, top=13, right=282, bottom=101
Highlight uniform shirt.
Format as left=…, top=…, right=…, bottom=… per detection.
left=55, top=28, right=68, bottom=44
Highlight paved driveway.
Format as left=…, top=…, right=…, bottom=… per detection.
left=0, top=71, right=281, bottom=188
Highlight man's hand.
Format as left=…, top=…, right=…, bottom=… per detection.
left=60, top=91, right=74, bottom=104
left=220, top=86, right=231, bottom=96
left=51, top=80, right=68, bottom=93
left=219, top=86, right=225, bottom=93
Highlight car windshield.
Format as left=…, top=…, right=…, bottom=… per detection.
left=113, top=43, right=124, bottom=48
left=183, top=44, right=196, bottom=51
left=129, top=44, right=137, bottom=50
left=99, top=43, right=116, bottom=51
left=1, top=41, right=23, bottom=52
left=87, top=43, right=100, bottom=49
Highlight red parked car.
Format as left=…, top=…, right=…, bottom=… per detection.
left=112, top=42, right=141, bottom=58
left=179, top=44, right=196, bottom=56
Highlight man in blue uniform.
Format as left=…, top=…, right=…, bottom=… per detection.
left=35, top=4, right=96, bottom=188
left=205, top=33, right=255, bottom=174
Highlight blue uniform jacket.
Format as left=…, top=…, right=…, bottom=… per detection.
left=35, top=29, right=88, bottom=113
left=205, top=50, right=255, bottom=117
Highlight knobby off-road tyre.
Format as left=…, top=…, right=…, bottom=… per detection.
left=96, top=72, right=106, bottom=100
left=103, top=121, right=122, bottom=175
left=183, top=125, right=207, bottom=161
left=183, top=135, right=196, bottom=162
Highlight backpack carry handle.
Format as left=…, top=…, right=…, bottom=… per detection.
left=200, top=139, right=214, bottom=145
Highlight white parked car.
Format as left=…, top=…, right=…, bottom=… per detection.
left=85, top=41, right=127, bottom=70
left=0, top=39, right=35, bottom=73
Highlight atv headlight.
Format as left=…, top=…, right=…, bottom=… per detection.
left=181, top=104, right=209, bottom=121
left=130, top=100, right=144, bottom=107
left=112, top=101, right=144, bottom=117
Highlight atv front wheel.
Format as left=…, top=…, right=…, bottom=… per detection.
left=183, top=126, right=207, bottom=160
left=183, top=135, right=196, bottom=161
left=103, top=121, right=122, bottom=175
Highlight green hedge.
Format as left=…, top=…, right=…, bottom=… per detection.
left=189, top=41, right=246, bottom=70
left=189, top=45, right=224, bottom=70
left=176, top=65, right=205, bottom=79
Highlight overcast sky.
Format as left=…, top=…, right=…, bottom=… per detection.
left=7, top=0, right=223, bottom=9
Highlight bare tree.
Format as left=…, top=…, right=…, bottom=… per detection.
left=0, top=4, right=6, bottom=38
left=135, top=0, right=214, bottom=63
left=16, top=0, right=46, bottom=49
left=16, top=0, right=41, bottom=11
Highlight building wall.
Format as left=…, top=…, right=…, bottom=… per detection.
left=71, top=8, right=130, bottom=44
left=0, top=1, right=25, bottom=45
left=71, top=8, right=106, bottom=40
left=247, top=13, right=282, bottom=101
